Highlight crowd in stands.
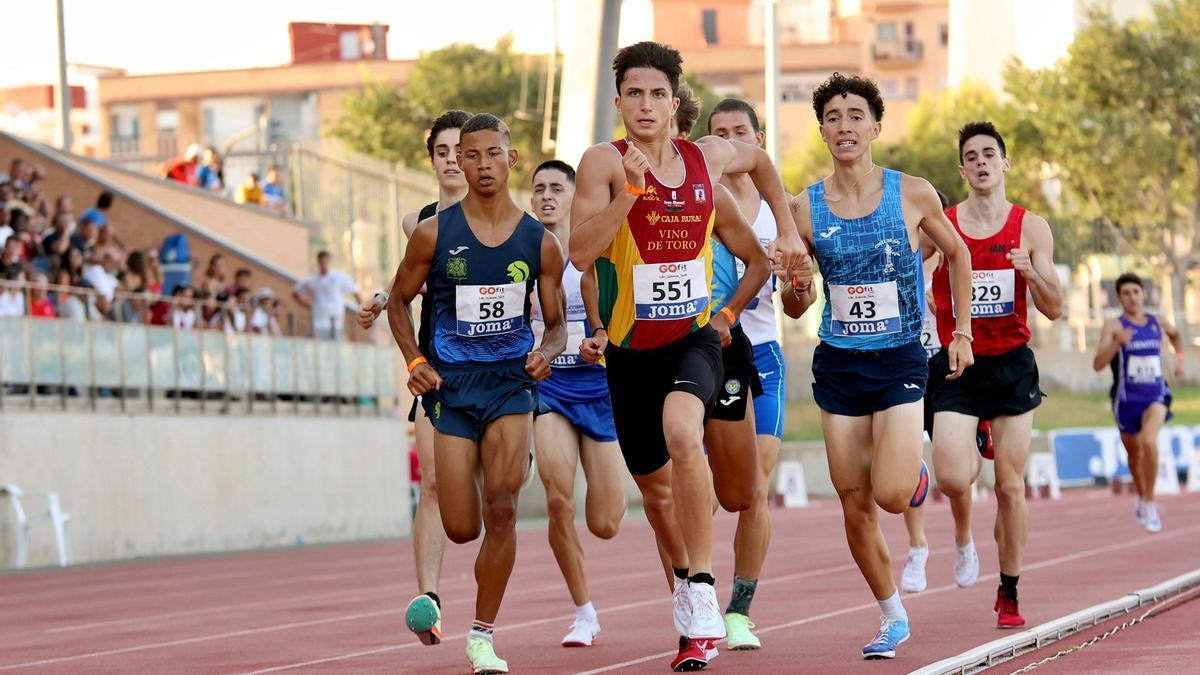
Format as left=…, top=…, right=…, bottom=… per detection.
left=160, top=145, right=288, bottom=214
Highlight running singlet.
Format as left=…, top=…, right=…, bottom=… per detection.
left=809, top=168, right=923, bottom=350
left=920, top=272, right=941, bottom=358
left=427, top=202, right=543, bottom=364
left=738, top=198, right=780, bottom=347
left=416, top=200, right=440, bottom=354
left=1112, top=315, right=1169, bottom=404
left=596, top=139, right=715, bottom=350
left=932, top=204, right=1030, bottom=356
left=709, top=236, right=740, bottom=319
left=531, top=259, right=603, bottom=371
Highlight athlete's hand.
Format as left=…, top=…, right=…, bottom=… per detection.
left=1174, top=358, right=1185, bottom=379
left=623, top=146, right=650, bottom=191
left=526, top=350, right=553, bottom=381
left=407, top=363, right=443, bottom=397
left=786, top=251, right=814, bottom=291
left=710, top=311, right=733, bottom=347
left=357, top=296, right=386, bottom=329
left=945, top=335, right=974, bottom=380
left=1114, top=327, right=1135, bottom=345
left=1006, top=248, right=1034, bottom=277
left=768, top=230, right=808, bottom=277
left=580, top=330, right=607, bottom=364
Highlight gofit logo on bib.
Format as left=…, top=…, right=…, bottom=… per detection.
left=954, top=269, right=1016, bottom=318
left=455, top=283, right=525, bottom=337
left=633, top=260, right=709, bottom=320
left=829, top=282, right=901, bottom=336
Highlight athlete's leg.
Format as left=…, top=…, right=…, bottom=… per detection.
left=899, top=503, right=929, bottom=593
left=413, top=409, right=445, bottom=594
left=633, top=466, right=690, bottom=573
left=434, top=432, right=483, bottom=544
left=579, top=436, right=627, bottom=539
left=664, top=391, right=715, bottom=575
left=870, top=401, right=925, bottom=514
left=535, top=412, right=588, bottom=606
left=949, top=490, right=974, bottom=549
left=904, top=506, right=926, bottom=549
left=733, top=431, right=779, bottom=583
left=931, top=411, right=982, bottom=547
left=706, top=407, right=758, bottom=512
left=474, top=412, right=535, bottom=624
left=990, top=412, right=1033, bottom=577
left=1137, top=403, right=1168, bottom=503
left=1119, top=432, right=1144, bottom=498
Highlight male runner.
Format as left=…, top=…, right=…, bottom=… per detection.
left=928, top=121, right=1063, bottom=630
left=779, top=73, right=974, bottom=659
left=1092, top=272, right=1185, bottom=533
left=358, top=110, right=470, bottom=646
left=571, top=41, right=805, bottom=671
left=528, top=159, right=628, bottom=646
left=387, top=113, right=567, bottom=674
left=706, top=98, right=793, bottom=650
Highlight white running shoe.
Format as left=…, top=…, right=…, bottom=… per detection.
left=954, top=540, right=980, bottom=588
left=900, top=547, right=928, bottom=593
left=1144, top=503, right=1162, bottom=533
left=561, top=616, right=601, bottom=647
left=1135, top=497, right=1146, bottom=525
left=686, top=582, right=726, bottom=640
left=671, top=577, right=691, bottom=636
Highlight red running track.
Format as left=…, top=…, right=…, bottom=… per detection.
left=1, top=489, right=1198, bottom=673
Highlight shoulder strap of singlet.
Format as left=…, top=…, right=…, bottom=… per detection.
left=418, top=201, right=438, bottom=222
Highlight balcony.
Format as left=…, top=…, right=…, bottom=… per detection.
left=872, top=39, right=925, bottom=63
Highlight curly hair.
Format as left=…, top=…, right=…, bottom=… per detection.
left=811, top=72, right=885, bottom=122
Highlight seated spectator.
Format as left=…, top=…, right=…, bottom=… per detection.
left=1, top=237, right=23, bottom=277
left=170, top=286, right=197, bottom=329
left=70, top=217, right=98, bottom=256
left=262, top=165, right=286, bottom=214
left=196, top=148, right=223, bottom=193
left=0, top=203, right=11, bottom=246
left=24, top=175, right=49, bottom=223
left=234, top=173, right=264, bottom=206
left=27, top=272, right=55, bottom=318
left=197, top=287, right=221, bottom=328
left=222, top=287, right=252, bottom=334
left=0, top=269, right=26, bottom=317
left=114, top=270, right=147, bottom=324
left=82, top=247, right=121, bottom=316
left=250, top=287, right=282, bottom=335
left=226, top=267, right=252, bottom=297
left=52, top=268, right=87, bottom=321
left=1, top=158, right=29, bottom=191
left=204, top=253, right=228, bottom=289
left=52, top=194, right=73, bottom=224
left=41, top=212, right=74, bottom=259
left=162, top=145, right=201, bottom=185
left=78, top=191, right=114, bottom=230
left=61, top=247, right=85, bottom=285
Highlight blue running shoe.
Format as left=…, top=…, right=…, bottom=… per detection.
left=909, top=461, right=930, bottom=508
left=861, top=617, right=910, bottom=659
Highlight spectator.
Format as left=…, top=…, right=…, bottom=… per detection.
left=196, top=148, right=223, bottom=193
left=163, top=144, right=201, bottom=185
left=69, top=216, right=98, bottom=256
left=41, top=212, right=74, bottom=260
left=222, top=287, right=251, bottom=334
left=169, top=286, right=197, bottom=329
left=234, top=173, right=264, bottom=206
left=0, top=202, right=10, bottom=246
left=1, top=237, right=23, bottom=277
left=198, top=287, right=221, bottom=328
left=82, top=247, right=121, bottom=315
left=52, top=194, right=73, bottom=224
left=262, top=165, right=286, bottom=214
left=62, top=247, right=85, bottom=285
left=52, top=268, right=87, bottom=321
left=114, top=270, right=146, bottom=324
left=78, top=191, right=115, bottom=230
left=204, top=253, right=228, bottom=289
left=1, top=158, right=28, bottom=190
left=25, top=175, right=49, bottom=223
left=226, top=267, right=252, bottom=297
left=0, top=268, right=26, bottom=317
left=27, top=272, right=55, bottom=318
left=250, top=287, right=282, bottom=335
left=292, top=250, right=360, bottom=340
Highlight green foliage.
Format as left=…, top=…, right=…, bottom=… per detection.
left=328, top=37, right=556, bottom=183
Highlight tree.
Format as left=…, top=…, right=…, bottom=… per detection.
left=329, top=37, right=557, bottom=183
left=1005, top=0, right=1200, bottom=341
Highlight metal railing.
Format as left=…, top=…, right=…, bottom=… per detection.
left=0, top=283, right=399, bottom=417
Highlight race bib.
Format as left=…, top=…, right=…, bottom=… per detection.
left=532, top=319, right=587, bottom=367
left=633, top=260, right=709, bottom=320
left=455, top=283, right=525, bottom=337
left=955, top=269, right=1016, bottom=318
left=920, top=307, right=941, bottom=358
left=829, top=282, right=901, bottom=337
left=1127, top=355, right=1163, bottom=384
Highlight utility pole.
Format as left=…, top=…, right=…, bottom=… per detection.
left=592, top=0, right=622, bottom=145
left=764, top=0, right=780, bottom=164
left=55, top=0, right=73, bottom=152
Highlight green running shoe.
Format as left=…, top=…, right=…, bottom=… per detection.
left=467, top=637, right=509, bottom=674
left=723, top=612, right=761, bottom=650
left=405, top=594, right=442, bottom=645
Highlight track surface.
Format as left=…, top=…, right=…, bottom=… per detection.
left=2, top=490, right=1198, bottom=673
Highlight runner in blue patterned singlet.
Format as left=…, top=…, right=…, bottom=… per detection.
left=778, top=73, right=976, bottom=660
left=1093, top=272, right=1186, bottom=534
left=386, top=114, right=568, bottom=675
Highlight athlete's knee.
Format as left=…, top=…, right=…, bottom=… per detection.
left=663, top=419, right=704, bottom=459
left=546, top=490, right=576, bottom=524
left=839, top=494, right=876, bottom=528
left=874, top=489, right=910, bottom=515
left=482, top=491, right=518, bottom=533
left=937, top=475, right=972, bottom=499
left=715, top=483, right=753, bottom=512
left=444, top=516, right=481, bottom=544
left=641, top=486, right=675, bottom=522
left=587, top=506, right=623, bottom=540
left=994, top=476, right=1026, bottom=507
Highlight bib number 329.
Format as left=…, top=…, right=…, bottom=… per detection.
left=829, top=282, right=901, bottom=336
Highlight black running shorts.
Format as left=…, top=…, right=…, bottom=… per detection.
left=928, top=344, right=1042, bottom=421
left=709, top=324, right=764, bottom=423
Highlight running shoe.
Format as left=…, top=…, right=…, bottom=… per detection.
left=861, top=616, right=910, bottom=659
left=1135, top=497, right=1146, bottom=525
left=1144, top=502, right=1162, bottom=533
left=466, top=637, right=509, bottom=674
left=977, top=420, right=995, bottom=460
left=954, top=540, right=979, bottom=588
left=723, top=612, right=761, bottom=650
left=900, top=546, right=929, bottom=593
left=910, top=461, right=930, bottom=508
left=405, top=593, right=442, bottom=645
left=672, top=577, right=691, bottom=636
left=994, top=588, right=1026, bottom=629
left=561, top=616, right=601, bottom=647
left=687, top=583, right=727, bottom=641
left=671, top=637, right=710, bottom=671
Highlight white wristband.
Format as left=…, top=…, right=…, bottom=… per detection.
left=373, top=290, right=390, bottom=304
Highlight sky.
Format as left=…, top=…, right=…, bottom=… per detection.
left=4, top=0, right=652, bottom=88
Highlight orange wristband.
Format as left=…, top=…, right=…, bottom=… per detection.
left=719, top=307, right=737, bottom=324
left=407, top=356, right=428, bottom=373
left=624, top=181, right=646, bottom=196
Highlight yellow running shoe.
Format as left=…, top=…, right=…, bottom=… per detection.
left=723, top=612, right=761, bottom=650
left=466, top=637, right=509, bottom=674
left=405, top=594, right=442, bottom=645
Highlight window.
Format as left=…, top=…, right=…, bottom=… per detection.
left=880, top=79, right=900, bottom=99
left=339, top=32, right=361, bottom=60
left=905, top=78, right=919, bottom=100
left=702, top=9, right=719, bottom=45
left=876, top=21, right=897, bottom=43
left=939, top=23, right=949, bottom=47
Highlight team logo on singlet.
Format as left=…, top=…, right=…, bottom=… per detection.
left=507, top=260, right=531, bottom=283
left=875, top=238, right=905, bottom=274
left=642, top=186, right=660, bottom=202
left=647, top=212, right=662, bottom=227
left=692, top=184, right=707, bottom=204
left=447, top=258, right=468, bottom=279
left=665, top=189, right=686, bottom=213
left=725, top=379, right=741, bottom=395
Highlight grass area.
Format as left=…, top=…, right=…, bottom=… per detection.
left=783, top=386, right=1200, bottom=442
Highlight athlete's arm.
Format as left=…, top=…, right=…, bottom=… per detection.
left=529, top=231, right=568, bottom=381
left=1092, top=319, right=1123, bottom=372
left=1013, top=213, right=1063, bottom=321
left=579, top=263, right=607, bottom=364
left=1159, top=315, right=1187, bottom=378
left=697, top=135, right=806, bottom=273
left=709, top=184, right=771, bottom=346
left=907, top=176, right=973, bottom=379
left=569, top=144, right=642, bottom=271
left=387, top=218, right=442, bottom=396
left=401, top=210, right=420, bottom=238
left=779, top=191, right=817, bottom=319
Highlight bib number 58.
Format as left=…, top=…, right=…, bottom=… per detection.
left=478, top=300, right=506, bottom=320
